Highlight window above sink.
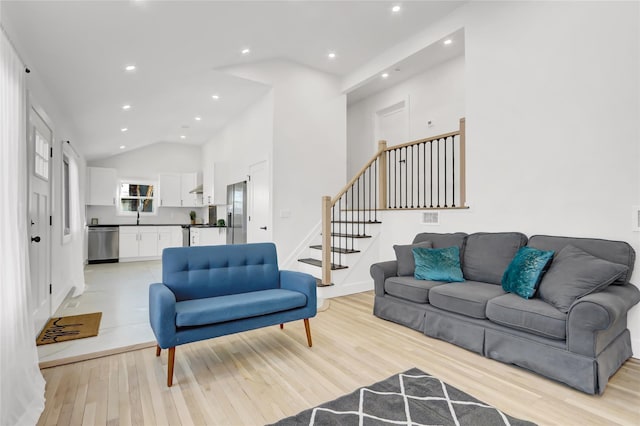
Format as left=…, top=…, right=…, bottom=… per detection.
left=119, top=181, right=156, bottom=215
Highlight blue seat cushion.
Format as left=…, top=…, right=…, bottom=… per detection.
left=175, top=289, right=307, bottom=327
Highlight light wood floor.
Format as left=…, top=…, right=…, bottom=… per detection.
left=37, top=291, right=640, bottom=426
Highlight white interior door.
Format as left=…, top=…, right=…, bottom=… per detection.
left=248, top=161, right=271, bottom=243
left=374, top=99, right=409, bottom=147
left=28, top=107, right=52, bottom=334
left=375, top=100, right=410, bottom=208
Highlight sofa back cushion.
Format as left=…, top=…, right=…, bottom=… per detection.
left=412, top=232, right=467, bottom=251
left=463, top=232, right=528, bottom=285
left=527, top=235, right=635, bottom=285
left=162, top=243, right=280, bottom=301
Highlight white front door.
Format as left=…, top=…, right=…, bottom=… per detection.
left=28, top=107, right=52, bottom=335
left=248, top=160, right=271, bottom=243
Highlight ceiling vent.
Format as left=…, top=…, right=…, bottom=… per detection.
left=422, top=211, right=440, bottom=225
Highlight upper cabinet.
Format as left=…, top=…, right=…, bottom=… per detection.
left=181, top=172, right=202, bottom=207
left=86, top=167, right=118, bottom=206
left=159, top=173, right=182, bottom=207
left=203, top=162, right=228, bottom=205
left=159, top=172, right=202, bottom=208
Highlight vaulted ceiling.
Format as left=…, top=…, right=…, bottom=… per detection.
left=1, top=1, right=464, bottom=160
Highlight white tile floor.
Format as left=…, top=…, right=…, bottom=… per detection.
left=37, top=260, right=161, bottom=364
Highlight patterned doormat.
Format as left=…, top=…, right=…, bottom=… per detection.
left=271, top=368, right=536, bottom=426
left=36, top=312, right=102, bottom=346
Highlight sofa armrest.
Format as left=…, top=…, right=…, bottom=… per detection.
left=370, top=261, right=398, bottom=297
left=567, top=283, right=640, bottom=356
left=280, top=270, right=317, bottom=316
left=149, top=283, right=177, bottom=348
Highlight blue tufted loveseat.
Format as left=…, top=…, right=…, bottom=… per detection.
left=149, top=242, right=317, bottom=386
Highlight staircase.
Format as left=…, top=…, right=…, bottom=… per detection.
left=295, top=118, right=467, bottom=296
left=298, top=219, right=379, bottom=271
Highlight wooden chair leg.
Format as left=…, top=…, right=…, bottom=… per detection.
left=167, top=347, right=175, bottom=387
left=156, top=345, right=161, bottom=357
left=280, top=323, right=284, bottom=329
left=303, top=318, right=312, bottom=347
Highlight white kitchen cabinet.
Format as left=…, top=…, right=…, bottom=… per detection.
left=118, top=227, right=139, bottom=258
left=86, top=167, right=118, bottom=206
left=181, top=172, right=202, bottom=207
left=138, top=227, right=158, bottom=257
left=159, top=174, right=182, bottom=207
left=159, top=172, right=202, bottom=207
left=203, top=162, right=229, bottom=205
left=119, top=226, right=159, bottom=260
left=190, top=227, right=226, bottom=246
left=157, top=226, right=183, bottom=255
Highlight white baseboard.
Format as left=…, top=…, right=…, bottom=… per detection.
left=318, top=280, right=373, bottom=299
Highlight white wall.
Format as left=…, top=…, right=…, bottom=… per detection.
left=87, top=142, right=203, bottom=225
left=347, top=55, right=465, bottom=177
left=203, top=90, right=274, bottom=184
left=358, top=1, right=640, bottom=354
left=214, top=60, right=347, bottom=262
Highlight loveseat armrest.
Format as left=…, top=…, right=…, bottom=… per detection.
left=370, top=261, right=398, bottom=297
left=280, top=270, right=317, bottom=316
left=149, top=283, right=177, bottom=348
left=567, top=283, right=640, bottom=356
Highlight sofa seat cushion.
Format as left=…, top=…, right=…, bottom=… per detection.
left=428, top=281, right=506, bottom=319
left=384, top=276, right=446, bottom=303
left=486, top=294, right=567, bottom=340
left=175, top=289, right=307, bottom=327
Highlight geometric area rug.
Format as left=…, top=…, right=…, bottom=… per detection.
left=270, top=368, right=536, bottom=426
left=36, top=312, right=102, bottom=346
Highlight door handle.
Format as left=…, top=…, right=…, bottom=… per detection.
left=259, top=226, right=267, bottom=230
left=31, top=236, right=41, bottom=243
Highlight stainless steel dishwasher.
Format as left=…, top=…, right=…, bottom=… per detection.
left=88, top=226, right=119, bottom=264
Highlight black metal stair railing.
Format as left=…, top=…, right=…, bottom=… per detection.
left=314, top=118, right=466, bottom=286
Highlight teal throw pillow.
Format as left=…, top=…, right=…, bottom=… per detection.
left=502, top=246, right=554, bottom=299
left=413, top=246, right=464, bottom=282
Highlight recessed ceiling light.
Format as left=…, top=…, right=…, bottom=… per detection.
left=122, top=104, right=131, bottom=110
left=241, top=48, right=251, bottom=55
left=212, top=94, right=220, bottom=100
left=444, top=39, right=453, bottom=45
left=381, top=72, right=389, bottom=79
left=124, top=65, right=136, bottom=72
left=121, top=127, right=128, bottom=132
left=328, top=52, right=336, bottom=59
left=119, top=145, right=126, bottom=149
left=391, top=5, right=401, bottom=13
left=194, top=116, right=202, bottom=121
left=180, top=135, right=186, bottom=139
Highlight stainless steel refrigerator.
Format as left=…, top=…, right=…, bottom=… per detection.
left=226, top=181, right=247, bottom=244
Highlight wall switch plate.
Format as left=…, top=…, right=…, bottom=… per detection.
left=633, top=206, right=640, bottom=231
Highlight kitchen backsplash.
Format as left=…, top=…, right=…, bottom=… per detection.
left=86, top=205, right=211, bottom=225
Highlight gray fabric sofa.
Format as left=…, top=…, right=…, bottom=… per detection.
left=370, top=232, right=640, bottom=394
